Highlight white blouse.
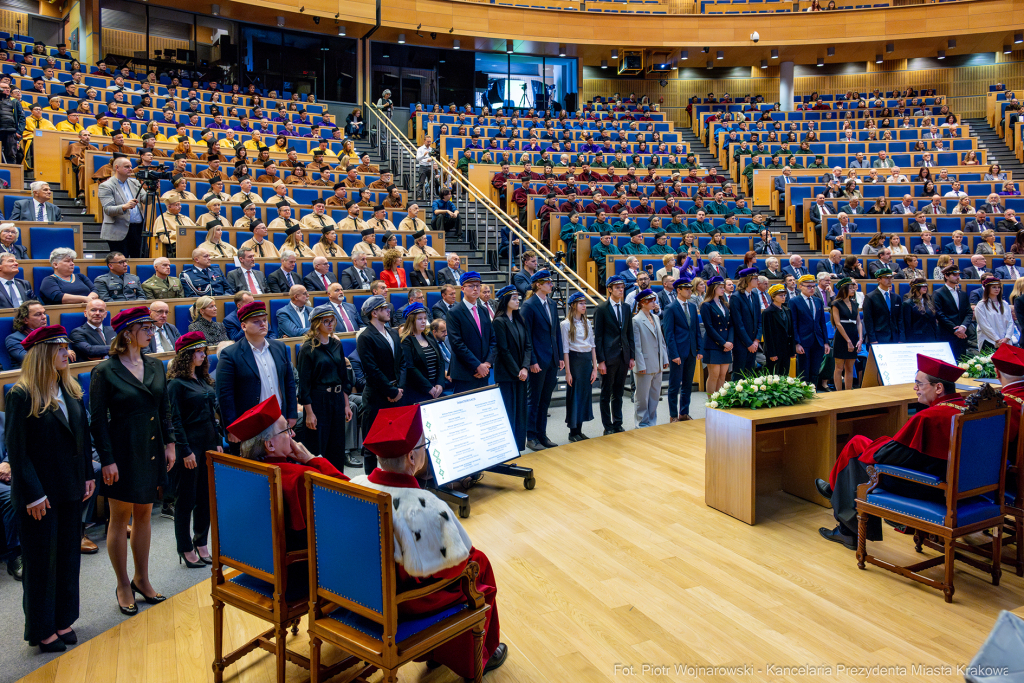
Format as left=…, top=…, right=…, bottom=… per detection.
left=560, top=317, right=595, bottom=354
left=973, top=299, right=1016, bottom=350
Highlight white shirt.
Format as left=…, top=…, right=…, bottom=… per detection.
left=249, top=340, right=282, bottom=409
left=32, top=198, right=48, bottom=221
left=240, top=268, right=262, bottom=294
left=974, top=299, right=1016, bottom=349
left=560, top=317, right=595, bottom=353
left=152, top=324, right=172, bottom=353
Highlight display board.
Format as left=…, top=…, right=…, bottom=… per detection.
left=419, top=385, right=521, bottom=485
left=866, top=342, right=956, bottom=386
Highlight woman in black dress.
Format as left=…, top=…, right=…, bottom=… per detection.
left=91, top=306, right=175, bottom=616
left=761, top=284, right=794, bottom=376
left=561, top=292, right=598, bottom=442
left=5, top=325, right=92, bottom=652
left=902, top=278, right=939, bottom=343
left=492, top=285, right=531, bottom=451
left=399, top=302, right=444, bottom=405
left=297, top=304, right=353, bottom=471
left=829, top=277, right=862, bottom=391
left=166, top=331, right=222, bottom=569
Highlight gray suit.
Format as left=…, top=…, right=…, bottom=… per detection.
left=98, top=175, right=147, bottom=252
left=631, top=311, right=669, bottom=428
left=9, top=198, right=61, bottom=222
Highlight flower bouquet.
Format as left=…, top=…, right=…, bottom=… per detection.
left=705, top=375, right=817, bottom=410
left=958, top=352, right=995, bottom=379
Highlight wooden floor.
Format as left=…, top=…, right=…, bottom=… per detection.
left=17, top=419, right=1024, bottom=683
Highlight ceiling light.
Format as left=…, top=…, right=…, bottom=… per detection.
left=211, top=3, right=219, bottom=15
left=506, top=39, right=513, bottom=53
left=611, top=49, right=619, bottom=59
left=937, top=50, right=945, bottom=59
left=680, top=50, right=688, bottom=60
left=1016, top=33, right=1023, bottom=44
left=885, top=42, right=894, bottom=53
left=827, top=46, right=835, bottom=57
left=1005, top=45, right=1013, bottom=54
left=276, top=16, right=285, bottom=26
left=816, top=57, right=824, bottom=67
left=600, top=60, right=607, bottom=69
left=453, top=39, right=460, bottom=49
left=398, top=34, right=405, bottom=43
left=558, top=44, right=566, bottom=57
left=716, top=50, right=724, bottom=60
left=875, top=54, right=883, bottom=63
left=770, top=48, right=778, bottom=59
left=706, top=60, right=712, bottom=69
left=338, top=25, right=345, bottom=36
left=948, top=38, right=956, bottom=48
left=760, top=59, right=767, bottom=69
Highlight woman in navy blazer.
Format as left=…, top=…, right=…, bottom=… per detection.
left=699, top=276, right=733, bottom=395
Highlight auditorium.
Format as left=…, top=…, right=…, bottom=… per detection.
left=2, top=0, right=1024, bottom=680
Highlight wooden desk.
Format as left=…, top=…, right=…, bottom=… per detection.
left=705, top=384, right=922, bottom=525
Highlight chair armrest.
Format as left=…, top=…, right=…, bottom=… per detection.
left=395, top=561, right=475, bottom=605
left=873, top=464, right=946, bottom=488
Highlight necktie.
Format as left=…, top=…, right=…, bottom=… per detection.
left=471, top=304, right=481, bottom=334
left=255, top=242, right=264, bottom=257
left=246, top=269, right=257, bottom=293
left=36, top=202, right=43, bottom=221
left=615, top=303, right=621, bottom=326
left=337, top=304, right=353, bottom=332
left=884, top=290, right=891, bottom=311
left=322, top=274, right=329, bottom=289
left=6, top=280, right=17, bottom=307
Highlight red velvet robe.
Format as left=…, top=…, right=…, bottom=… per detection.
left=265, top=456, right=348, bottom=531
left=365, top=469, right=501, bottom=679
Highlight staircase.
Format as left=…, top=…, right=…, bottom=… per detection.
left=967, top=118, right=1024, bottom=180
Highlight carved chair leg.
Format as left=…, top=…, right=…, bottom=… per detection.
left=472, top=625, right=484, bottom=683
left=212, top=598, right=225, bottom=683
left=291, top=619, right=299, bottom=636
left=275, top=625, right=287, bottom=683
left=943, top=537, right=955, bottom=603
left=856, top=513, right=867, bottom=570
left=383, top=669, right=399, bottom=683
left=913, top=529, right=924, bottom=553
left=309, top=634, right=322, bottom=683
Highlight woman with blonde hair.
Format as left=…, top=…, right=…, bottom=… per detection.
left=655, top=254, right=679, bottom=281
left=1010, top=277, right=1024, bottom=345
left=6, top=325, right=91, bottom=651
left=399, top=301, right=444, bottom=405
left=952, top=195, right=976, bottom=214
left=187, top=296, right=227, bottom=343
left=887, top=233, right=908, bottom=255
left=197, top=198, right=225, bottom=227
left=932, top=254, right=953, bottom=279
left=281, top=225, right=314, bottom=257
left=296, top=305, right=353, bottom=471
left=561, top=292, right=598, bottom=441
left=380, top=248, right=407, bottom=288
left=197, top=224, right=237, bottom=260
left=976, top=229, right=1004, bottom=255
left=338, top=139, right=359, bottom=169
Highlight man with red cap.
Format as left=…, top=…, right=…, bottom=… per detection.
left=992, top=344, right=1024, bottom=511
left=230, top=396, right=348, bottom=547
left=817, top=354, right=966, bottom=549
left=351, top=405, right=507, bottom=679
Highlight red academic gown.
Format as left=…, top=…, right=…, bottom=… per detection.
left=365, top=469, right=501, bottom=679
left=266, top=456, right=349, bottom=532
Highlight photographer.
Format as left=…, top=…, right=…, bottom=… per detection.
left=99, top=157, right=147, bottom=258
left=0, top=81, right=25, bottom=165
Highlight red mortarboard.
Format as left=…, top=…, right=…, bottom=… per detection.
left=111, top=305, right=153, bottom=333
left=237, top=300, right=268, bottom=322
left=20, top=324, right=69, bottom=350
left=226, top=395, right=281, bottom=442
left=174, top=330, right=207, bottom=353
left=992, top=344, right=1024, bottom=376
left=917, top=354, right=965, bottom=384
left=362, top=405, right=423, bottom=459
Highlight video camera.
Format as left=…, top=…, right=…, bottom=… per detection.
left=134, top=163, right=173, bottom=188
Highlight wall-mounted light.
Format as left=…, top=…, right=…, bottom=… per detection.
left=276, top=16, right=285, bottom=26
left=1005, top=44, right=1013, bottom=54
left=770, top=48, right=778, bottom=59
left=611, top=49, right=619, bottom=59
left=680, top=50, right=688, bottom=60
left=760, top=59, right=767, bottom=69
left=827, top=46, right=835, bottom=57
left=506, top=39, right=513, bottom=53
left=398, top=34, right=406, bottom=43
left=1016, top=33, right=1023, bottom=44
left=601, top=60, right=607, bottom=69
left=706, top=60, right=712, bottom=69
left=948, top=38, right=956, bottom=48
left=875, top=54, right=883, bottom=63
left=816, top=57, right=824, bottom=67
left=716, top=50, right=724, bottom=60
left=936, top=50, right=945, bottom=59
left=558, top=44, right=566, bottom=57
left=453, top=39, right=460, bottom=49
left=885, top=42, right=894, bottom=53
left=211, top=3, right=219, bottom=15
left=338, top=25, right=345, bottom=36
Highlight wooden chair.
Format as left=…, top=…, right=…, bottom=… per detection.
left=855, top=385, right=1011, bottom=602
left=207, top=452, right=365, bottom=683
left=303, top=472, right=491, bottom=683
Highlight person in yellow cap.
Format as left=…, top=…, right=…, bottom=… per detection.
left=790, top=273, right=829, bottom=386
left=761, top=282, right=794, bottom=376
left=351, top=405, right=508, bottom=679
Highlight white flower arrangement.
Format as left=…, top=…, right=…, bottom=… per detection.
left=958, top=352, right=995, bottom=379
left=706, top=373, right=816, bottom=410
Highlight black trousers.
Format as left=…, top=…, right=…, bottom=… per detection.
left=732, top=343, right=758, bottom=380
left=19, top=498, right=83, bottom=643
left=108, top=221, right=145, bottom=259
left=765, top=355, right=791, bottom=376
left=796, top=340, right=825, bottom=385
left=310, top=388, right=349, bottom=471
left=0, top=131, right=20, bottom=165
left=527, top=361, right=558, bottom=441
left=599, top=357, right=629, bottom=430
left=361, top=401, right=388, bottom=475
left=667, top=354, right=697, bottom=418
left=432, top=213, right=462, bottom=237
left=173, top=450, right=211, bottom=554
left=498, top=380, right=527, bottom=452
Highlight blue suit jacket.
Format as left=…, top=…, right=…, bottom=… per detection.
left=215, top=338, right=297, bottom=425
left=730, top=290, right=763, bottom=349
left=445, top=300, right=497, bottom=381
left=520, top=294, right=564, bottom=368
left=782, top=264, right=809, bottom=279
left=789, top=295, right=828, bottom=348
left=277, top=304, right=313, bottom=338
left=619, top=268, right=639, bottom=297
left=662, top=298, right=702, bottom=361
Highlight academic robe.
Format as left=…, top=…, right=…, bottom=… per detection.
left=264, top=456, right=348, bottom=532
left=350, top=469, right=500, bottom=680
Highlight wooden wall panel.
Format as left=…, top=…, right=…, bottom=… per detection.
left=0, top=9, right=29, bottom=36
left=101, top=28, right=190, bottom=58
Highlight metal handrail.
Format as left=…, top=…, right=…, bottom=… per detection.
left=364, top=103, right=604, bottom=306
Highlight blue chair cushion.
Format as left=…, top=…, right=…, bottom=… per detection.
left=327, top=602, right=467, bottom=642
left=229, top=568, right=308, bottom=603
left=865, top=488, right=1002, bottom=527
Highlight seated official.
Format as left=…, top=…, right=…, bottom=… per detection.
left=230, top=395, right=348, bottom=550
left=817, top=354, right=965, bottom=550
left=352, top=405, right=507, bottom=679
left=69, top=298, right=116, bottom=360
left=992, top=344, right=1024, bottom=457
left=6, top=300, right=51, bottom=368
left=94, top=252, right=146, bottom=302
left=0, top=223, right=27, bottom=259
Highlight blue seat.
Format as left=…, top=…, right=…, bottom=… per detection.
left=0, top=316, right=14, bottom=369
left=28, top=227, right=75, bottom=259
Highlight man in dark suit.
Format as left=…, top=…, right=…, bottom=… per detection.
left=701, top=253, right=728, bottom=280
left=435, top=253, right=464, bottom=287
left=216, top=301, right=297, bottom=454
left=932, top=265, right=972, bottom=360
left=861, top=267, right=904, bottom=346
left=69, top=298, right=116, bottom=361
left=789, top=274, right=830, bottom=387
left=339, top=253, right=375, bottom=290
left=9, top=182, right=62, bottom=222
left=995, top=254, right=1022, bottom=281
left=816, top=250, right=845, bottom=276
left=326, top=282, right=361, bottom=333
left=356, top=295, right=405, bottom=474
left=225, top=247, right=268, bottom=294
left=808, top=194, right=832, bottom=231
left=866, top=249, right=895, bottom=278
left=662, top=278, right=702, bottom=421
left=962, top=254, right=990, bottom=280
left=730, top=268, right=763, bottom=380
left=392, top=288, right=431, bottom=328
left=965, top=210, right=992, bottom=234
left=593, top=275, right=635, bottom=435
left=913, top=233, right=938, bottom=255
left=824, top=213, right=856, bottom=248
left=0, top=253, right=31, bottom=309
left=432, top=284, right=458, bottom=321
left=446, top=271, right=497, bottom=397
left=266, top=252, right=302, bottom=293
left=146, top=300, right=180, bottom=354
left=520, top=270, right=564, bottom=451
left=513, top=251, right=538, bottom=297
left=782, top=254, right=809, bottom=279
left=304, top=256, right=339, bottom=292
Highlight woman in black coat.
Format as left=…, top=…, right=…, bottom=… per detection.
left=165, top=331, right=222, bottom=569
left=91, top=306, right=175, bottom=616
left=5, top=325, right=93, bottom=652
left=492, top=285, right=532, bottom=451
left=297, top=305, right=354, bottom=472
left=399, top=302, right=444, bottom=404
left=761, top=284, right=795, bottom=376
left=901, top=279, right=939, bottom=342
left=409, top=260, right=435, bottom=288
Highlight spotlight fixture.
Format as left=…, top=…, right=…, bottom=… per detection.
left=701, top=47, right=709, bottom=53
left=875, top=54, right=883, bottom=63
left=417, top=23, right=422, bottom=29
left=506, top=39, right=514, bottom=53
left=338, top=25, right=345, bottom=35
left=398, top=33, right=406, bottom=43
left=430, top=32, right=436, bottom=39
left=770, top=48, right=778, bottom=59
left=558, top=44, right=566, bottom=57
left=1005, top=44, right=1013, bottom=54
left=211, top=3, right=219, bottom=14
left=276, top=16, right=285, bottom=26
left=716, top=50, right=723, bottom=60
left=449, top=27, right=454, bottom=33
left=453, top=39, right=460, bottom=49
left=611, top=49, right=619, bottom=59
left=706, top=60, right=713, bottom=69
left=1016, top=32, right=1023, bottom=44
left=680, top=50, right=688, bottom=60
left=439, top=56, right=445, bottom=63
left=948, top=38, right=956, bottom=48
left=298, top=5, right=304, bottom=11
left=760, top=59, right=767, bottom=69
left=601, top=60, right=608, bottom=69
left=817, top=57, right=824, bottom=67
left=827, top=46, right=835, bottom=57
left=885, top=42, right=894, bottom=53
left=334, top=12, right=339, bottom=18
left=937, top=50, right=945, bottom=59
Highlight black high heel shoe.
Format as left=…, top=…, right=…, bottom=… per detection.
left=116, top=588, right=138, bottom=616
left=179, top=552, right=206, bottom=569
left=130, top=580, right=167, bottom=604
left=193, top=537, right=213, bottom=565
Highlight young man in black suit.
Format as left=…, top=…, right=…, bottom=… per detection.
left=593, top=274, right=635, bottom=434
left=445, top=271, right=497, bottom=395
left=932, top=265, right=972, bottom=360
left=520, top=270, right=564, bottom=451
left=355, top=295, right=405, bottom=474
left=861, top=267, right=904, bottom=347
